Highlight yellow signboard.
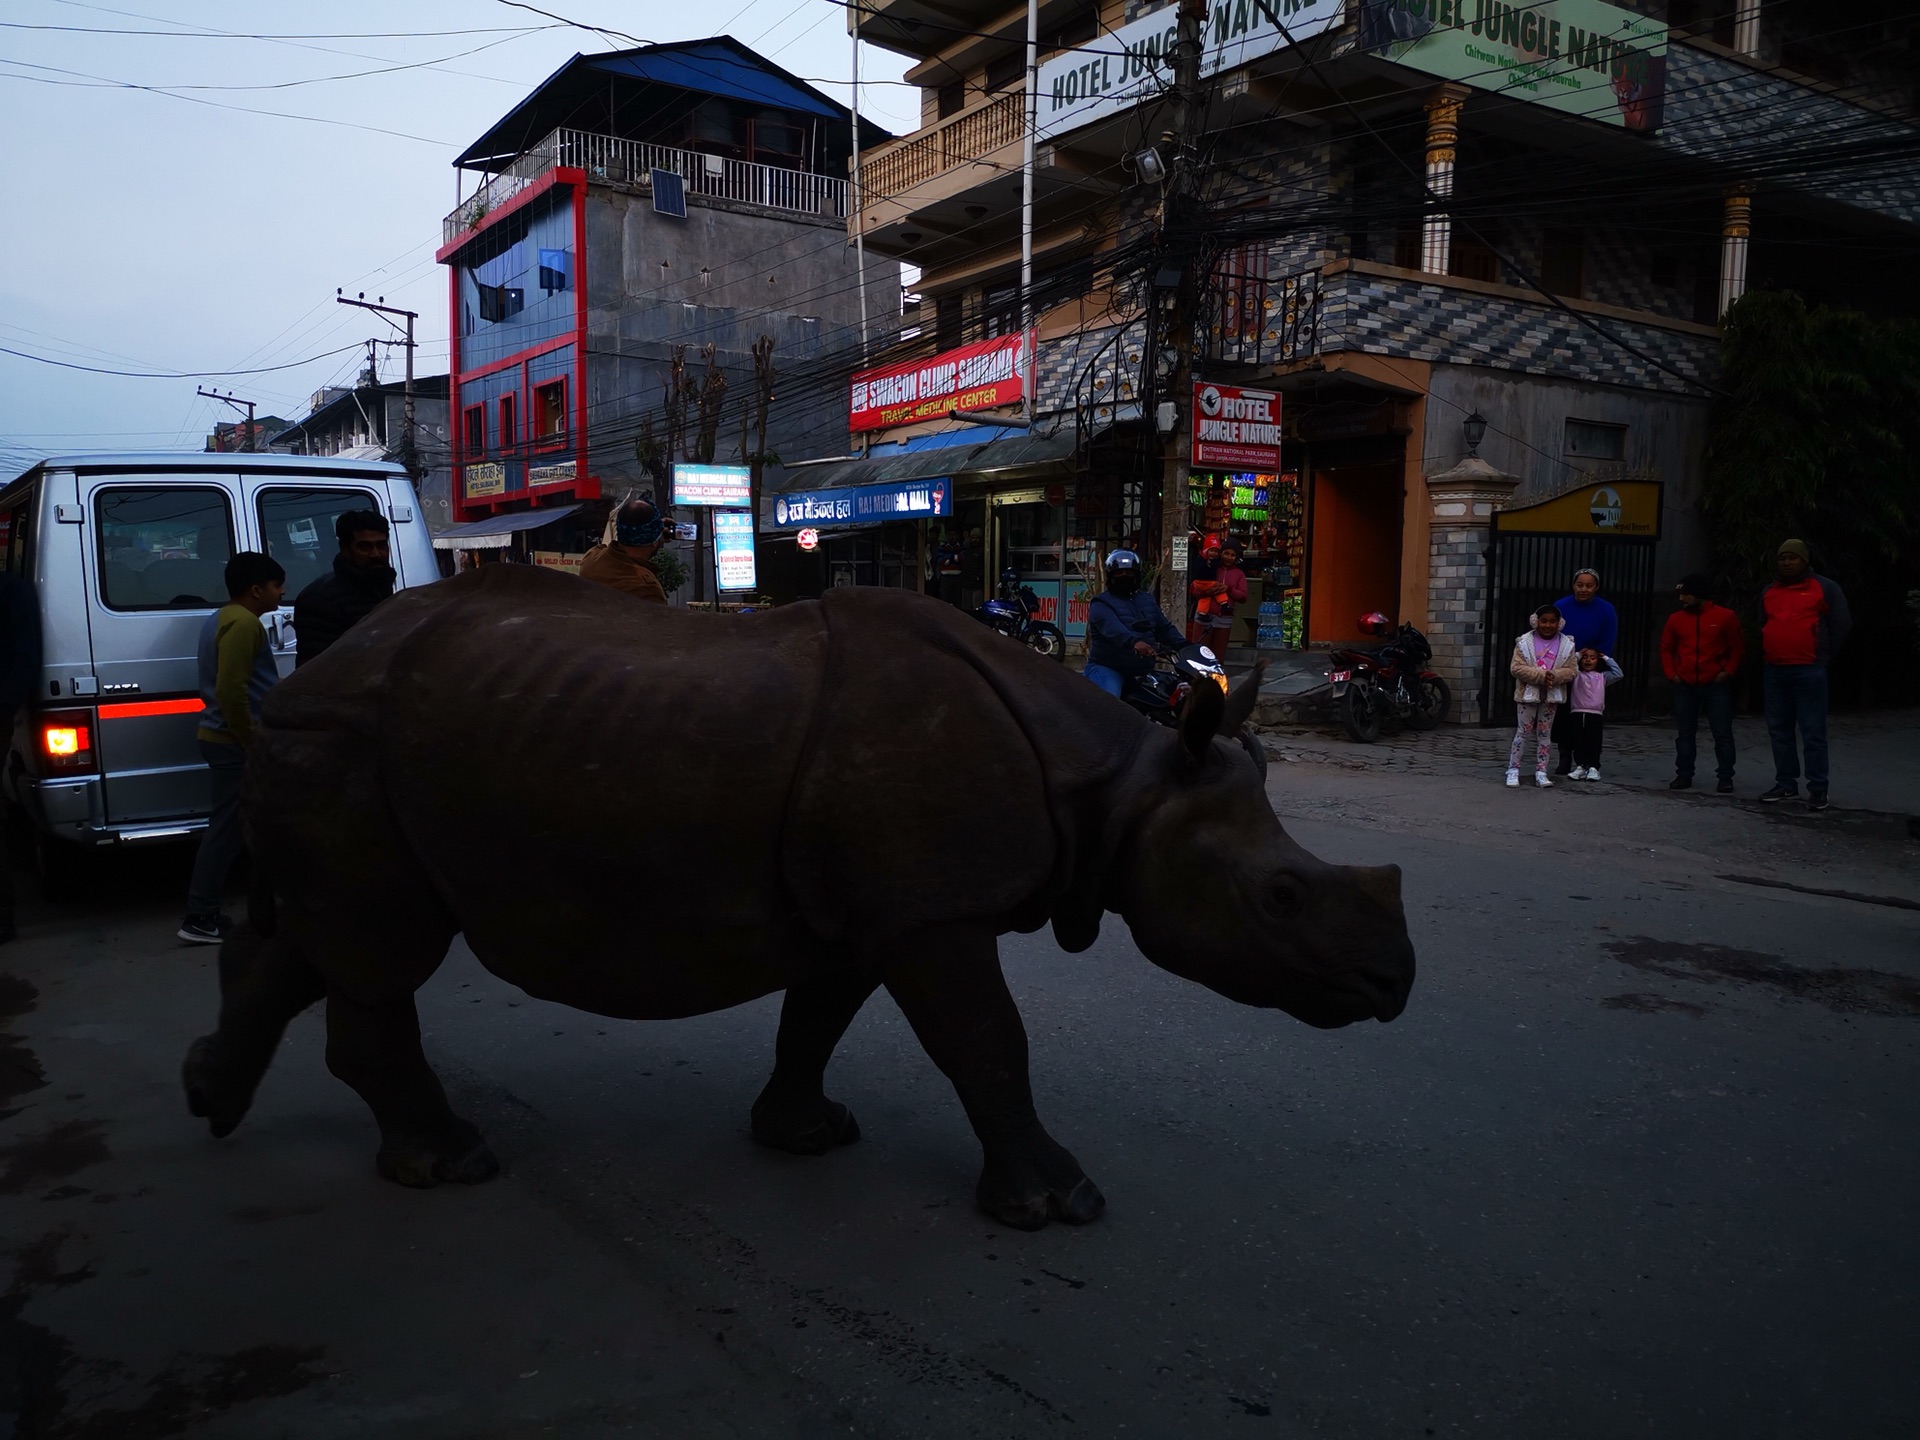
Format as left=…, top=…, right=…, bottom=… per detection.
left=464, top=462, right=506, bottom=499
left=1495, top=479, right=1661, bottom=538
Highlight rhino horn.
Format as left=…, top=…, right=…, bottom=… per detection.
left=1219, top=658, right=1268, bottom=739
left=1176, top=672, right=1226, bottom=768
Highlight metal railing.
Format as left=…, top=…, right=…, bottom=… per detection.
left=445, top=128, right=848, bottom=244
left=857, top=90, right=1024, bottom=206
left=1202, top=264, right=1320, bottom=368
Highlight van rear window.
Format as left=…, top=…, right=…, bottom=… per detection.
left=256, top=488, right=380, bottom=600
left=97, top=488, right=235, bottom=610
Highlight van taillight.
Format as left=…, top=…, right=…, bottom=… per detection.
left=38, top=708, right=98, bottom=773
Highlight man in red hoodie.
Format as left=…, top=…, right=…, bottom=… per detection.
left=1660, top=573, right=1744, bottom=794
left=1759, top=538, right=1851, bottom=810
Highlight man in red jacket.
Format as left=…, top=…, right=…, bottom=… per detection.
left=1660, top=573, right=1744, bottom=794
left=1759, top=538, right=1851, bottom=810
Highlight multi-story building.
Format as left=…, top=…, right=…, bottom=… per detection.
left=271, top=377, right=454, bottom=533
left=437, top=36, right=898, bottom=572
left=204, top=417, right=293, bottom=454
left=837, top=0, right=1918, bottom=717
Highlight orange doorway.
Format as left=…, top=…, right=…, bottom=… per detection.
left=1307, top=462, right=1403, bottom=646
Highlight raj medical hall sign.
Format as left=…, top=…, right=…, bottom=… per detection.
left=1192, top=382, right=1281, bottom=472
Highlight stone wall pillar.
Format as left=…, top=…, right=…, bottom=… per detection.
left=1420, top=85, right=1469, bottom=276
left=1717, top=190, right=1752, bottom=321
left=1423, top=456, right=1519, bottom=724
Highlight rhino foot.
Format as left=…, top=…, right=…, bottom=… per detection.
left=182, top=1034, right=252, bottom=1139
left=750, top=1094, right=861, bottom=1156
left=375, top=1122, right=500, bottom=1188
left=976, top=1150, right=1106, bottom=1231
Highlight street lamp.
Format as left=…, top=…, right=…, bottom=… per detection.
left=1463, top=411, right=1488, bottom=457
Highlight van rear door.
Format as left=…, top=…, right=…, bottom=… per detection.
left=244, top=479, right=385, bottom=677
left=80, top=475, right=237, bottom=827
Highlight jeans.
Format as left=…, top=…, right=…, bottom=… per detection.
left=1763, top=664, right=1829, bottom=789
left=1083, top=662, right=1127, bottom=697
left=1671, top=680, right=1736, bottom=781
left=1567, top=711, right=1605, bottom=769
left=186, top=739, right=248, bottom=916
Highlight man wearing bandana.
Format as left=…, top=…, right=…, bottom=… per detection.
left=580, top=497, right=670, bottom=604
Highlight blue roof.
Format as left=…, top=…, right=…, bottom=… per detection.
left=589, top=41, right=838, bottom=119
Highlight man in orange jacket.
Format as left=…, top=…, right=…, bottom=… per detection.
left=1660, top=573, right=1744, bottom=794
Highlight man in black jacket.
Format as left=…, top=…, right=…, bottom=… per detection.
left=294, top=509, right=395, bottom=668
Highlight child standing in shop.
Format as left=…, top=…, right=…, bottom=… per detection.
left=1506, top=605, right=1578, bottom=788
left=1565, top=647, right=1624, bottom=780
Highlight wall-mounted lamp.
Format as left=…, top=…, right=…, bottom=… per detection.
left=1463, top=411, right=1488, bottom=456
left=1131, top=147, right=1166, bottom=184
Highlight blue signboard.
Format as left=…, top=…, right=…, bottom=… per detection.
left=772, top=479, right=952, bottom=529
left=714, top=510, right=757, bottom=592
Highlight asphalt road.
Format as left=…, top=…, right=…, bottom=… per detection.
left=3, top=726, right=1917, bottom=1439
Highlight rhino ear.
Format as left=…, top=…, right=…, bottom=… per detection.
left=1219, top=658, right=1268, bottom=739
left=1177, top=675, right=1226, bottom=769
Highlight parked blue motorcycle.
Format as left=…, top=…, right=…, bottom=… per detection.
left=976, top=568, right=1066, bottom=661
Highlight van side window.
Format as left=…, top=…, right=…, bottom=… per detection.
left=96, top=488, right=235, bottom=611
left=256, top=488, right=380, bottom=601
left=0, top=498, right=29, bottom=577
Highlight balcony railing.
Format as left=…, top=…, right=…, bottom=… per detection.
left=445, top=128, right=848, bottom=245
left=857, top=91, right=1024, bottom=205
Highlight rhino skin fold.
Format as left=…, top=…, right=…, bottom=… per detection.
left=182, top=566, right=1415, bottom=1230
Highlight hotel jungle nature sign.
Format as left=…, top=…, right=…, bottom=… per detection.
left=1358, top=0, right=1668, bottom=131
left=1035, top=0, right=1344, bottom=143
left=849, top=333, right=1028, bottom=432
left=1192, top=381, right=1282, bottom=472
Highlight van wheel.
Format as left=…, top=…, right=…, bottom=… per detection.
left=34, top=832, right=91, bottom=904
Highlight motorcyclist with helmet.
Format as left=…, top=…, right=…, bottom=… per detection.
left=1085, top=548, right=1186, bottom=697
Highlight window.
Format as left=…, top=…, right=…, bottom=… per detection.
left=1449, top=234, right=1501, bottom=284
left=534, top=379, right=568, bottom=440
left=751, top=113, right=805, bottom=168
left=1051, top=6, right=1098, bottom=51
left=256, top=487, right=379, bottom=600
left=1, top=498, right=30, bottom=578
left=1542, top=230, right=1585, bottom=298
left=981, top=282, right=1021, bottom=339
left=1564, top=419, right=1627, bottom=463
left=933, top=292, right=963, bottom=351
left=96, top=487, right=234, bottom=611
left=937, top=81, right=966, bottom=118
left=463, top=404, right=486, bottom=454
left=985, top=52, right=1025, bottom=93
left=500, top=393, right=517, bottom=451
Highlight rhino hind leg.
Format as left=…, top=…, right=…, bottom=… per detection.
left=183, top=925, right=327, bottom=1138
left=751, top=970, right=879, bottom=1155
left=884, top=929, right=1105, bottom=1231
left=324, top=988, right=498, bottom=1188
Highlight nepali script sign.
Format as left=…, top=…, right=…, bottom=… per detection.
left=773, top=480, right=952, bottom=529
left=1035, top=0, right=1343, bottom=144
left=1357, top=0, right=1667, bottom=131
left=849, top=333, right=1028, bottom=433
left=1192, top=381, right=1281, bottom=472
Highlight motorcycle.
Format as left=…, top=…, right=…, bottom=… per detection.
left=1326, top=617, right=1451, bottom=743
left=976, top=570, right=1066, bottom=660
left=1122, top=643, right=1229, bottom=727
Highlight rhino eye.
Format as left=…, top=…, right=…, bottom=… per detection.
left=1268, top=879, right=1304, bottom=917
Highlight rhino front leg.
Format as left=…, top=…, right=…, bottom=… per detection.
left=324, top=989, right=498, bottom=1188
left=885, top=929, right=1104, bottom=1231
left=183, top=927, right=326, bottom=1138
left=752, top=969, right=878, bottom=1155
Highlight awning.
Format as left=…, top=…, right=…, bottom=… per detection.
left=431, top=504, right=580, bottom=550
left=775, top=429, right=1076, bottom=494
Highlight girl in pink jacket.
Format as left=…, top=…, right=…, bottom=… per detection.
left=1506, top=605, right=1578, bottom=788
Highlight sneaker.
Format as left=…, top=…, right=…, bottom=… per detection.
left=1715, top=777, right=1734, bottom=795
left=1583, top=768, right=1601, bottom=782
left=1807, top=788, right=1830, bottom=811
left=1759, top=784, right=1798, bottom=803
left=1567, top=766, right=1587, bottom=781
left=1669, top=775, right=1693, bottom=790
left=1504, top=769, right=1520, bottom=788
left=1534, top=772, right=1554, bottom=788
left=177, top=913, right=230, bottom=946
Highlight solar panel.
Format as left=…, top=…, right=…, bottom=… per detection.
left=651, top=168, right=687, bottom=219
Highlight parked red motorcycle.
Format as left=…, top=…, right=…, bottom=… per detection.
left=1326, top=613, right=1451, bottom=743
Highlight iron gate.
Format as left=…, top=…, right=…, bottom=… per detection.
left=1481, top=531, right=1660, bottom=727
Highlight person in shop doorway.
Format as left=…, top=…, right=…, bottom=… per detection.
left=1549, top=568, right=1618, bottom=775
left=1505, top=603, right=1577, bottom=789
left=960, top=528, right=986, bottom=611
left=935, top=529, right=964, bottom=607
left=1209, top=543, right=1249, bottom=653
left=1187, top=539, right=1221, bottom=644
left=180, top=552, right=285, bottom=945
left=1660, top=572, right=1744, bottom=794
left=579, top=497, right=669, bottom=604
left=0, top=573, right=41, bottom=943
left=294, top=509, right=395, bottom=667
left=1759, top=539, right=1850, bottom=809
left=1085, top=548, right=1184, bottom=698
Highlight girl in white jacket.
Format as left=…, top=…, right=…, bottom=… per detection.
left=1507, top=605, right=1578, bottom=788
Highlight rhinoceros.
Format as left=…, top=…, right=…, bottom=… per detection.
left=183, top=565, right=1413, bottom=1229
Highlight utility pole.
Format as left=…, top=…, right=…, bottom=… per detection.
left=1156, top=0, right=1209, bottom=613
left=336, top=290, right=418, bottom=478
left=197, top=388, right=257, bottom=452
left=1020, top=0, right=1037, bottom=430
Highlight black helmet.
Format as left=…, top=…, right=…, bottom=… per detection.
left=1000, top=566, right=1020, bottom=584
left=1104, top=548, right=1142, bottom=573
left=1105, top=547, right=1143, bottom=595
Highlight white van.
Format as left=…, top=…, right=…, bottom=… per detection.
left=1, top=453, right=440, bottom=894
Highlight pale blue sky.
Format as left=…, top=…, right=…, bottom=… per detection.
left=0, top=0, right=918, bottom=470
